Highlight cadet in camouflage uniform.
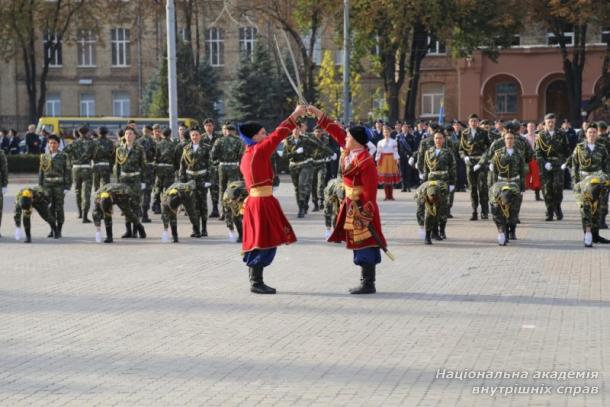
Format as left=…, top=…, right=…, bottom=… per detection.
left=593, top=122, right=610, bottom=228
left=14, top=186, right=57, bottom=243
left=161, top=181, right=199, bottom=243
left=490, top=182, right=521, bottom=246
left=310, top=126, right=335, bottom=212
left=421, top=131, right=456, bottom=242
left=535, top=113, right=571, bottom=221
left=486, top=131, right=527, bottom=242
left=39, top=134, right=71, bottom=238
left=179, top=127, right=212, bottom=237
left=202, top=118, right=221, bottom=218
left=284, top=122, right=318, bottom=218
left=114, top=127, right=146, bottom=238
left=574, top=174, right=610, bottom=247
left=211, top=123, right=244, bottom=221
left=459, top=113, right=491, bottom=220
left=414, top=180, right=448, bottom=245
left=92, top=126, right=115, bottom=191
left=64, top=126, right=94, bottom=223
left=137, top=125, right=157, bottom=223
left=153, top=127, right=178, bottom=214
left=92, top=182, right=146, bottom=243
left=222, top=180, right=248, bottom=243
left=0, top=149, right=7, bottom=238
left=323, top=176, right=345, bottom=238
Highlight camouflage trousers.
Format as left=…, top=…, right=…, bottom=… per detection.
left=153, top=165, right=176, bottom=206
left=599, top=189, right=608, bottom=225
left=289, top=162, right=314, bottom=207
left=416, top=183, right=449, bottom=232
left=119, top=176, right=142, bottom=218
left=43, top=183, right=65, bottom=225
left=540, top=167, right=564, bottom=213
left=218, top=164, right=242, bottom=216
left=93, top=196, right=139, bottom=228
left=466, top=165, right=489, bottom=214
left=73, top=167, right=92, bottom=215
left=323, top=179, right=343, bottom=229
left=187, top=176, right=208, bottom=223
left=311, top=162, right=328, bottom=205
left=209, top=165, right=219, bottom=208
left=92, top=164, right=112, bottom=191
left=162, top=196, right=198, bottom=230
left=0, top=189, right=3, bottom=232
left=141, top=163, right=155, bottom=213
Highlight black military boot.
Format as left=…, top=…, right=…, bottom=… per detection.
left=545, top=208, right=554, bottom=221
left=56, top=222, right=63, bottom=238
left=297, top=202, right=305, bottom=218
left=535, top=190, right=542, bottom=201
left=349, top=265, right=376, bottom=294
left=235, top=219, right=243, bottom=243
left=424, top=230, right=432, bottom=245
left=219, top=212, right=225, bottom=221
left=470, top=211, right=478, bottom=221
left=191, top=223, right=202, bottom=238
left=135, top=223, right=147, bottom=238
left=312, top=200, right=320, bottom=212
left=431, top=226, right=443, bottom=241
left=201, top=219, right=208, bottom=237
left=104, top=225, right=113, bottom=243
left=82, top=211, right=92, bottom=223
left=480, top=212, right=489, bottom=220
left=249, top=266, right=276, bottom=294
left=171, top=224, right=179, bottom=243
left=141, top=211, right=151, bottom=223
left=319, top=199, right=324, bottom=210
left=77, top=207, right=82, bottom=219
left=593, top=230, right=610, bottom=244
left=47, top=225, right=55, bottom=238
left=152, top=200, right=161, bottom=215
left=555, top=204, right=564, bottom=220
left=209, top=204, right=220, bottom=218
left=509, top=224, right=517, bottom=240
left=439, top=221, right=447, bottom=240
left=24, top=226, right=32, bottom=243
left=122, top=222, right=133, bottom=238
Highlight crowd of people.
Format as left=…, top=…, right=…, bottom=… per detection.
left=0, top=107, right=609, bottom=294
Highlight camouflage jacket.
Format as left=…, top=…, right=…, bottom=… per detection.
left=64, top=137, right=95, bottom=165
left=155, top=137, right=179, bottom=166
left=534, top=129, right=570, bottom=167
left=284, top=134, right=319, bottom=164
left=179, top=142, right=211, bottom=182
left=114, top=144, right=146, bottom=181
left=222, top=180, right=248, bottom=218
left=211, top=135, right=244, bottom=164
left=459, top=128, right=491, bottom=159
left=491, top=147, right=527, bottom=180
left=95, top=182, right=136, bottom=200
left=571, top=141, right=610, bottom=183
left=416, top=135, right=457, bottom=174
left=39, top=151, right=71, bottom=189
left=422, top=147, right=456, bottom=185
left=136, top=135, right=157, bottom=164
left=0, top=150, right=7, bottom=188
left=92, top=137, right=115, bottom=164
left=310, top=134, right=334, bottom=161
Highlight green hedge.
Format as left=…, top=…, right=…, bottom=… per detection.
left=7, top=154, right=40, bottom=173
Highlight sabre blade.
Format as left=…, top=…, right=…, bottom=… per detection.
left=273, top=34, right=308, bottom=105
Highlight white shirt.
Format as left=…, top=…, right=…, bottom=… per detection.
left=470, top=128, right=477, bottom=139
left=587, top=143, right=595, bottom=151
left=192, top=144, right=199, bottom=152
left=375, top=138, right=399, bottom=161
left=345, top=147, right=365, bottom=166
left=434, top=148, right=441, bottom=156
left=507, top=148, right=514, bottom=156
left=51, top=152, right=57, bottom=159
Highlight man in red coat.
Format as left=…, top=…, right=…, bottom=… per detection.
left=238, top=105, right=307, bottom=294
left=308, top=106, right=386, bottom=294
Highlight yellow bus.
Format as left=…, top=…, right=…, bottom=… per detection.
left=36, top=117, right=198, bottom=139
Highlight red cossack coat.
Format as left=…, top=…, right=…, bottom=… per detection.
left=318, top=115, right=386, bottom=250
left=240, top=117, right=298, bottom=252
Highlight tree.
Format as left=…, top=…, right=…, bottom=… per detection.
left=0, top=0, right=103, bottom=122
left=317, top=50, right=363, bottom=122
left=144, top=40, right=221, bottom=121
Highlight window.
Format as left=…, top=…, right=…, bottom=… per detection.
left=43, top=32, right=62, bottom=67
left=111, top=28, right=130, bottom=66
left=547, top=26, right=574, bottom=46
left=80, top=94, right=95, bottom=117
left=420, top=83, right=444, bottom=117
left=239, top=27, right=257, bottom=60
left=496, top=82, right=518, bottom=114
left=77, top=29, right=96, bottom=67
left=602, top=27, right=610, bottom=43
left=45, top=94, right=61, bottom=117
left=301, top=32, right=322, bottom=65
left=206, top=28, right=224, bottom=66
left=214, top=99, right=225, bottom=117
left=427, top=35, right=446, bottom=55
left=510, top=34, right=521, bottom=47
left=112, top=92, right=131, bottom=117
left=335, top=50, right=345, bottom=65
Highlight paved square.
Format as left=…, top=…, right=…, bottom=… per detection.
left=0, top=175, right=608, bottom=406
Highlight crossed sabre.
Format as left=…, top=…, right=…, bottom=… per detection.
left=273, top=30, right=309, bottom=106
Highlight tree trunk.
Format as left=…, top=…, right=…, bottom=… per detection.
left=404, top=26, right=429, bottom=121
left=560, top=24, right=587, bottom=126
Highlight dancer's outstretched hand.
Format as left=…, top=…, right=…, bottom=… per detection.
left=307, top=105, right=323, bottom=119
left=291, top=104, right=308, bottom=119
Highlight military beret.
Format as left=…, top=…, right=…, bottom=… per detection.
left=468, top=113, right=479, bottom=120
left=544, top=113, right=556, bottom=120
left=203, top=118, right=214, bottom=125
left=596, top=121, right=607, bottom=129
left=152, top=123, right=161, bottom=129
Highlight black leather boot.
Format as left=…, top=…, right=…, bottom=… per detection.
left=480, top=212, right=489, bottom=220
left=104, top=225, right=113, bottom=243
left=235, top=219, right=243, bottom=243
left=141, top=211, right=151, bottom=223
left=297, top=202, right=305, bottom=218
left=593, top=230, right=610, bottom=244
left=545, top=208, right=554, bottom=221
left=319, top=199, right=324, bottom=210
left=135, top=223, right=146, bottom=238
left=470, top=212, right=478, bottom=221
left=555, top=204, right=564, bottom=220
left=509, top=224, right=517, bottom=240
left=24, top=226, right=31, bottom=243
left=249, top=266, right=276, bottom=294
left=431, top=226, right=443, bottom=241
left=504, top=224, right=510, bottom=244
left=201, top=219, right=208, bottom=237
left=191, top=223, right=202, bottom=238
left=312, top=201, right=320, bottom=212
left=47, top=225, right=55, bottom=238
left=77, top=207, right=82, bottom=219
left=121, top=222, right=133, bottom=238
left=171, top=224, right=179, bottom=243
left=535, top=190, right=542, bottom=201
left=425, top=230, right=432, bottom=245
left=56, top=222, right=63, bottom=238
left=349, top=265, right=376, bottom=294
left=152, top=200, right=161, bottom=215
left=439, top=221, right=447, bottom=240
left=209, top=204, right=220, bottom=218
